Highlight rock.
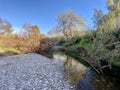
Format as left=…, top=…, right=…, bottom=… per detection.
left=0, top=53, right=74, bottom=90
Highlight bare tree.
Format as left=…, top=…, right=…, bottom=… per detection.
left=0, top=18, right=13, bottom=34
left=48, top=11, right=85, bottom=39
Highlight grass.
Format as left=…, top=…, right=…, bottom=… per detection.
left=0, top=47, right=21, bottom=56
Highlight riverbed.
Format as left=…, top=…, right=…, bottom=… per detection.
left=0, top=53, right=75, bottom=90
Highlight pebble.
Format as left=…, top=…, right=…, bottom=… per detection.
left=0, top=53, right=74, bottom=90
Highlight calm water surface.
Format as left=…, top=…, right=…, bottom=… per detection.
left=41, top=47, right=120, bottom=90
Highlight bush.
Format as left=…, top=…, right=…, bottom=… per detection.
left=80, top=34, right=92, bottom=45
left=64, top=36, right=81, bottom=47
left=113, top=29, right=120, bottom=41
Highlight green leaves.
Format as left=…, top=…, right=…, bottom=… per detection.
left=113, top=29, right=120, bottom=41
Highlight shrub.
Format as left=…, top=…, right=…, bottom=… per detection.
left=80, top=34, right=92, bottom=45
left=113, top=29, right=120, bottom=41
left=64, top=36, right=81, bottom=47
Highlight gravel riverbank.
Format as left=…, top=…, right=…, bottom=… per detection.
left=0, top=53, right=74, bottom=90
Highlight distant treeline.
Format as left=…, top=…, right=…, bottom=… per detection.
left=0, top=19, right=46, bottom=52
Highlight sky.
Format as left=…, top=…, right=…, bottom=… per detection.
left=0, top=0, right=108, bottom=34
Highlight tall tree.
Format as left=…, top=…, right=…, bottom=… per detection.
left=0, top=18, right=13, bottom=34
left=107, top=0, right=120, bottom=29
left=93, top=0, right=120, bottom=32
left=93, top=8, right=115, bottom=32
left=23, top=23, right=40, bottom=51
left=93, top=9, right=104, bottom=31
left=31, top=25, right=40, bottom=48
left=107, top=0, right=114, bottom=12
left=49, top=11, right=85, bottom=39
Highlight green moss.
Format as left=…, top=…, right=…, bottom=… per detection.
left=112, top=61, right=120, bottom=67
left=81, top=34, right=92, bottom=43
left=71, top=43, right=81, bottom=50
left=80, top=42, right=93, bottom=51
left=64, top=36, right=81, bottom=47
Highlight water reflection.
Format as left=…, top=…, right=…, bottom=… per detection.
left=53, top=50, right=87, bottom=85
left=52, top=50, right=118, bottom=90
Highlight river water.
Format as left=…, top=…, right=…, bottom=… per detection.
left=40, top=47, right=120, bottom=90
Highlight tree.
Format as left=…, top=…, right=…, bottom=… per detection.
left=49, top=11, right=85, bottom=39
left=93, top=9, right=103, bottom=30
left=107, top=0, right=114, bottom=12
left=31, top=25, right=40, bottom=48
left=22, top=23, right=41, bottom=51
left=93, top=0, right=120, bottom=32
left=93, top=8, right=115, bottom=32
left=0, top=18, right=12, bottom=34
left=107, top=0, right=120, bottom=29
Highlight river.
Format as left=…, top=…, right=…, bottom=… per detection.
left=39, top=46, right=120, bottom=90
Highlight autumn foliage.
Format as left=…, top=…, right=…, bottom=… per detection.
left=0, top=19, right=42, bottom=53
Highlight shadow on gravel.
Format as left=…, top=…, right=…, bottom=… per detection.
left=0, top=51, right=18, bottom=57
